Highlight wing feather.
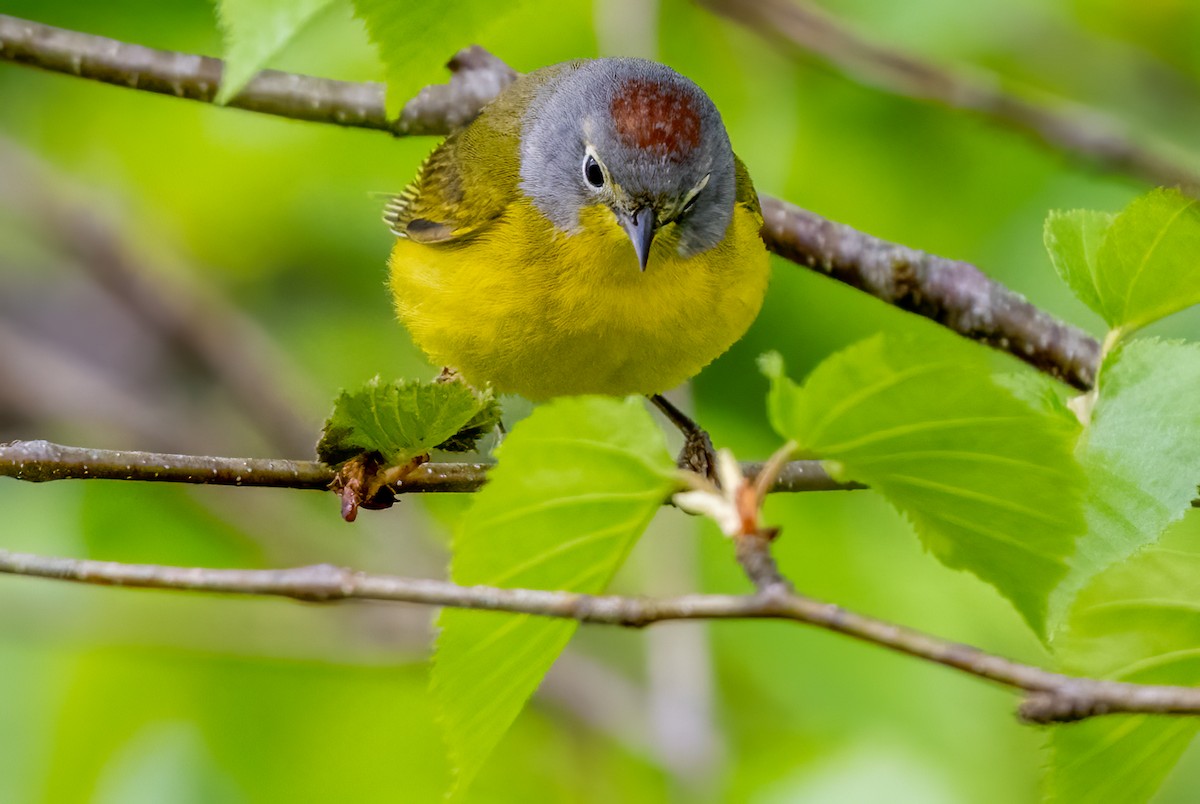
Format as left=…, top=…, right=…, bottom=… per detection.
left=383, top=70, right=550, bottom=244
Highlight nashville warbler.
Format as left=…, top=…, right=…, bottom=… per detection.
left=386, top=58, right=770, bottom=400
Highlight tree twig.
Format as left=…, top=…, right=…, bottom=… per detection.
left=0, top=14, right=1103, bottom=389
left=0, top=15, right=514, bottom=136
left=760, top=198, right=1102, bottom=389
left=0, top=439, right=859, bottom=495
left=700, top=0, right=1200, bottom=194
left=0, top=545, right=1196, bottom=725
left=733, top=533, right=791, bottom=592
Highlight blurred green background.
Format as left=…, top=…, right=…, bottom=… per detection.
left=2, top=0, right=1199, bottom=801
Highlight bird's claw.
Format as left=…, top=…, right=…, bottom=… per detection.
left=679, top=427, right=719, bottom=486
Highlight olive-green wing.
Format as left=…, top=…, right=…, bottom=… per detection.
left=384, top=69, right=557, bottom=244
left=383, top=124, right=511, bottom=243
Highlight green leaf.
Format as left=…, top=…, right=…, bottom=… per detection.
left=431, top=396, right=676, bottom=798
left=316, top=377, right=498, bottom=465
left=1049, top=339, right=1200, bottom=626
left=1044, top=208, right=1115, bottom=319
left=1047, top=519, right=1200, bottom=804
left=762, top=333, right=1086, bottom=635
left=1093, top=188, right=1200, bottom=335
left=350, top=0, right=507, bottom=117
left=213, top=0, right=339, bottom=104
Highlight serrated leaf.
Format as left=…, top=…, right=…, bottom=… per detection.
left=762, top=333, right=1086, bottom=635
left=213, top=0, right=339, bottom=104
left=1044, top=208, right=1115, bottom=318
left=1093, top=188, right=1200, bottom=335
left=1047, top=519, right=1200, bottom=804
left=431, top=396, right=676, bottom=798
left=1049, top=339, right=1200, bottom=627
left=435, top=393, right=501, bottom=454
left=993, top=370, right=1080, bottom=425
left=350, top=0, right=507, bottom=117
left=316, top=377, right=498, bottom=465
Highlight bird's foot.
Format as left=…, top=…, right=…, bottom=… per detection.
left=649, top=393, right=720, bottom=486
left=679, top=426, right=719, bottom=483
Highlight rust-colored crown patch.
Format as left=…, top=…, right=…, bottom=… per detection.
left=609, top=78, right=701, bottom=158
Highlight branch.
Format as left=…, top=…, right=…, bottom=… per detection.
left=0, top=14, right=1102, bottom=389
left=701, top=0, right=1200, bottom=194
left=0, top=15, right=514, bottom=136
left=0, top=439, right=860, bottom=495
left=1, top=546, right=1197, bottom=724
left=760, top=198, right=1102, bottom=388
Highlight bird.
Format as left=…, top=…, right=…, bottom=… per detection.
left=385, top=57, right=770, bottom=405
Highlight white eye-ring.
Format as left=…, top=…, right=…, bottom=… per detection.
left=680, top=173, right=710, bottom=215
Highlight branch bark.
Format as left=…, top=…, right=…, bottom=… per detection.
left=0, top=439, right=860, bottom=495
left=0, top=15, right=514, bottom=136
left=0, top=13, right=1103, bottom=389
left=760, top=198, right=1102, bottom=388
left=1, top=545, right=1197, bottom=725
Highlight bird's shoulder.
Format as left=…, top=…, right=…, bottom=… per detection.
left=732, top=153, right=762, bottom=220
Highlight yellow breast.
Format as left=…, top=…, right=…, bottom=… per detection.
left=388, top=199, right=769, bottom=400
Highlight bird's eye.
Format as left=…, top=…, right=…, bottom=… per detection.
left=583, top=155, right=605, bottom=188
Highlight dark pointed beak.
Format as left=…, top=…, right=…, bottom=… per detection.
left=620, top=206, right=657, bottom=272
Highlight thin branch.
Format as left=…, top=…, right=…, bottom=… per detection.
left=1, top=546, right=1198, bottom=724
left=0, top=14, right=1103, bottom=389
left=701, top=0, right=1200, bottom=193
left=737, top=444, right=798, bottom=593
left=0, top=15, right=513, bottom=136
left=734, top=534, right=791, bottom=592
left=0, top=439, right=858, bottom=495
left=760, top=198, right=1102, bottom=389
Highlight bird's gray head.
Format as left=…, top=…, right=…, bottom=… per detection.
left=518, top=58, right=736, bottom=271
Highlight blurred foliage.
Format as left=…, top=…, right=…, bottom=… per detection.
left=1, top=0, right=1199, bottom=802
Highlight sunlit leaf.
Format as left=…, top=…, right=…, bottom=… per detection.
left=350, top=0, right=509, bottom=117
left=1043, top=208, right=1114, bottom=319
left=431, top=396, right=677, bottom=798
left=1049, top=339, right=1200, bottom=626
left=762, top=333, right=1086, bottom=635
left=1047, top=518, right=1200, bottom=804
left=316, top=377, right=498, bottom=465
left=213, top=0, right=339, bottom=104
left=1092, top=189, right=1200, bottom=335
